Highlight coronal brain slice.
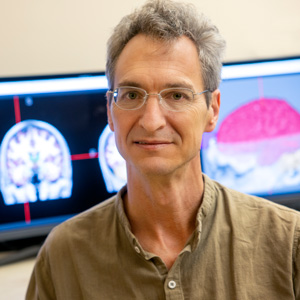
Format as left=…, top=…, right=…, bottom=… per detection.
left=1, top=120, right=72, bottom=205
left=7, top=126, right=62, bottom=185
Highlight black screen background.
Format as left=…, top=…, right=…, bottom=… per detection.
left=0, top=89, right=114, bottom=227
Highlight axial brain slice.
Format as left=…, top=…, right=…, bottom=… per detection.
left=1, top=120, right=72, bottom=205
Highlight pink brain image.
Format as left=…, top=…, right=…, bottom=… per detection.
left=218, top=98, right=300, bottom=142
left=217, top=99, right=300, bottom=165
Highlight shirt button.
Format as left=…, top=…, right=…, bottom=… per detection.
left=134, top=246, right=141, bottom=253
left=168, top=280, right=176, bottom=289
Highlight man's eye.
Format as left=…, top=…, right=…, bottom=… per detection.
left=172, top=92, right=183, bottom=100
left=127, top=92, right=138, bottom=100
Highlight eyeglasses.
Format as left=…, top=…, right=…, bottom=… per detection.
left=107, top=86, right=209, bottom=112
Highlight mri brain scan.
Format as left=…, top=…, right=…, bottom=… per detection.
left=98, top=125, right=127, bottom=193
left=0, top=120, right=73, bottom=205
left=203, top=98, right=300, bottom=194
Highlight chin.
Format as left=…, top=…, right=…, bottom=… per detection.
left=131, top=156, right=198, bottom=179
left=127, top=157, right=174, bottom=176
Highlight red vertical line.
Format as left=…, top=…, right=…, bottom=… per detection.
left=13, top=96, right=31, bottom=223
left=24, top=202, right=31, bottom=224
left=13, top=96, right=21, bottom=123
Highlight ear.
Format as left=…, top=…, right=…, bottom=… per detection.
left=205, top=89, right=220, bottom=132
left=106, top=92, right=115, bottom=132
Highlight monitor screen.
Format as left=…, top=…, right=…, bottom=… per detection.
left=201, top=57, right=300, bottom=207
left=0, top=73, right=126, bottom=242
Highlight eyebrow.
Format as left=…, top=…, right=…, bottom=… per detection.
left=117, top=81, right=195, bottom=90
left=164, top=82, right=194, bottom=90
left=117, top=81, right=143, bottom=88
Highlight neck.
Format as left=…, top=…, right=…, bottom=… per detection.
left=124, top=163, right=204, bottom=269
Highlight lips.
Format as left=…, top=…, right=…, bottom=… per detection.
left=134, top=141, right=170, bottom=145
left=134, top=140, right=171, bottom=145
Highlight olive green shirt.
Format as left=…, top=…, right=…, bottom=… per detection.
left=26, top=175, right=300, bottom=299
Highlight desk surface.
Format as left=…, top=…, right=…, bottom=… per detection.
left=0, top=258, right=35, bottom=299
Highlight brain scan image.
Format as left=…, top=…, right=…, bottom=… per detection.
left=0, top=120, right=73, bottom=205
left=98, top=125, right=126, bottom=193
left=202, top=98, right=300, bottom=194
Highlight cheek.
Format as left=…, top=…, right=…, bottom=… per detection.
left=112, top=127, right=127, bottom=161
left=181, top=108, right=208, bottom=148
left=186, top=105, right=209, bottom=130
left=191, top=130, right=203, bottom=151
left=111, top=107, right=128, bottom=134
left=110, top=110, right=134, bottom=154
left=109, top=112, right=124, bottom=148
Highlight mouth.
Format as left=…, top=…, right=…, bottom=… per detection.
left=135, top=141, right=149, bottom=145
left=133, top=140, right=172, bottom=149
left=134, top=140, right=171, bottom=145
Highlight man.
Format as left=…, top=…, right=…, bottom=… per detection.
left=26, top=0, right=300, bottom=299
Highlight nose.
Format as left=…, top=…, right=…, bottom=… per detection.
left=138, top=94, right=167, bottom=132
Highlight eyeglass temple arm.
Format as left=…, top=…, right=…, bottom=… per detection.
left=194, top=89, right=211, bottom=96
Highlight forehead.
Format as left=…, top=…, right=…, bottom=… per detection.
left=114, top=34, right=204, bottom=89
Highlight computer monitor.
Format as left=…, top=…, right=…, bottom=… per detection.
left=201, top=56, right=300, bottom=209
left=0, top=72, right=123, bottom=244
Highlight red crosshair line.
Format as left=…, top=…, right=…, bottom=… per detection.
left=12, top=96, right=98, bottom=224
left=13, top=96, right=31, bottom=223
left=71, top=153, right=98, bottom=160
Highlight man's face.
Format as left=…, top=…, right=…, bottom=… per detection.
left=107, top=34, right=220, bottom=178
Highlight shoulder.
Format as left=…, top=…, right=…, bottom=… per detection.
left=61, top=194, right=116, bottom=231
left=203, top=174, right=300, bottom=240
left=204, top=173, right=300, bottom=218
left=42, top=195, right=118, bottom=254
left=204, top=175, right=300, bottom=260
left=222, top=180, right=299, bottom=220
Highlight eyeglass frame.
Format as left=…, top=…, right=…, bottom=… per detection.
left=106, top=86, right=210, bottom=111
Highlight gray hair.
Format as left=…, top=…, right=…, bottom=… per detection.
left=106, top=0, right=226, bottom=105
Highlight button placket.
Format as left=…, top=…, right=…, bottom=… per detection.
left=164, top=255, right=185, bottom=299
